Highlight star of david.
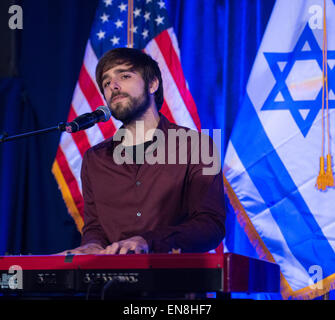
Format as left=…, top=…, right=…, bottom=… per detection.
left=261, top=24, right=335, bottom=137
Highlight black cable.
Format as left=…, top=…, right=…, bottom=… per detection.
left=85, top=279, right=95, bottom=301
left=100, top=279, right=115, bottom=300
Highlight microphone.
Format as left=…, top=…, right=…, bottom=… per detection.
left=65, top=106, right=111, bottom=133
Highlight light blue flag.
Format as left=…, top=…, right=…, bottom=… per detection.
left=223, top=0, right=335, bottom=299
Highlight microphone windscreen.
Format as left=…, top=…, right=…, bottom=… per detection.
left=96, top=106, right=111, bottom=122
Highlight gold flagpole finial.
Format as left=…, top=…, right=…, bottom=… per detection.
left=317, top=0, right=334, bottom=190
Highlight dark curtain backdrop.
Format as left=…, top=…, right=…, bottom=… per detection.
left=0, top=0, right=275, bottom=255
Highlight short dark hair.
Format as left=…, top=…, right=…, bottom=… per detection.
left=95, top=47, right=164, bottom=110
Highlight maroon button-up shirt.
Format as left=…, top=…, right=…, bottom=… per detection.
left=81, top=114, right=226, bottom=253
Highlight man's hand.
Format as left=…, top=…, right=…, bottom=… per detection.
left=55, top=243, right=104, bottom=255
left=100, top=236, right=149, bottom=254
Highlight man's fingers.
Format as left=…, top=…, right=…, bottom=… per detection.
left=134, top=247, right=143, bottom=254
left=104, top=242, right=120, bottom=254
left=103, top=241, right=133, bottom=255
left=119, top=242, right=133, bottom=255
left=101, top=236, right=149, bottom=255
left=120, top=241, right=147, bottom=254
left=135, top=247, right=148, bottom=254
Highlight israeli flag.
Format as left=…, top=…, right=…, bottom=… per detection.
left=224, top=0, right=335, bottom=299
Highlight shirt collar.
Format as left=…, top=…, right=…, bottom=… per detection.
left=109, top=112, right=171, bottom=151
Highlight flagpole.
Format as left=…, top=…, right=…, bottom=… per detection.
left=127, top=0, right=134, bottom=48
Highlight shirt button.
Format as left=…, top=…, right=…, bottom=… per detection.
left=136, top=181, right=141, bottom=186
left=136, top=212, right=141, bottom=217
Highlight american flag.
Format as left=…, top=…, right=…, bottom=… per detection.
left=52, top=0, right=201, bottom=232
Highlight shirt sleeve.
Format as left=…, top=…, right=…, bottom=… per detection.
left=80, top=150, right=109, bottom=248
left=140, top=134, right=226, bottom=253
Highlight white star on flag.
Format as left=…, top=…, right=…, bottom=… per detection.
left=96, top=30, right=106, bottom=39
left=114, top=19, right=124, bottom=28
left=110, top=36, right=120, bottom=45
left=118, top=2, right=127, bottom=12
left=103, top=0, right=112, bottom=7
left=158, top=0, right=165, bottom=9
left=155, top=15, right=164, bottom=26
left=134, top=8, right=141, bottom=18
left=144, top=11, right=150, bottom=21
left=142, top=29, right=149, bottom=39
left=100, top=13, right=109, bottom=23
left=130, top=25, right=138, bottom=33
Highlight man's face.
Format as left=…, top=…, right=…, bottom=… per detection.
left=101, top=63, right=150, bottom=124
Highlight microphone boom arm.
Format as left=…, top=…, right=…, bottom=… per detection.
left=0, top=106, right=110, bottom=143
left=0, top=122, right=67, bottom=143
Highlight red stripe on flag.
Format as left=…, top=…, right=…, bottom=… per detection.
left=160, top=100, right=175, bottom=124
left=67, top=105, right=92, bottom=157
left=215, top=242, right=224, bottom=254
left=55, top=147, right=84, bottom=217
left=155, top=30, right=201, bottom=131
left=78, top=64, right=104, bottom=109
left=78, top=64, right=117, bottom=139
left=139, top=49, right=176, bottom=123
left=66, top=105, right=78, bottom=122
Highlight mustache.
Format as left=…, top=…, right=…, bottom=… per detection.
left=110, top=92, right=129, bottom=103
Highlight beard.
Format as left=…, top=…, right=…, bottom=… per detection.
left=108, top=88, right=151, bottom=125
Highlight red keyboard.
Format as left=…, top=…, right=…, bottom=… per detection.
left=0, top=253, right=280, bottom=295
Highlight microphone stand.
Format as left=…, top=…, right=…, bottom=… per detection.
left=0, top=122, right=67, bottom=143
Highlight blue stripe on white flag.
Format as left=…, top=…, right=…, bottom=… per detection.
left=230, top=94, right=335, bottom=278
